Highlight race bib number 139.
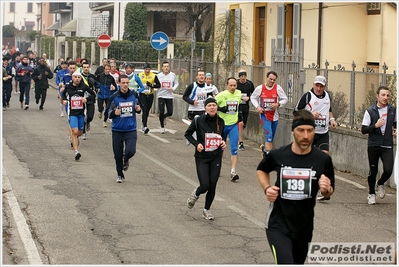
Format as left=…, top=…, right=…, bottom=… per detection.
left=280, top=167, right=312, bottom=200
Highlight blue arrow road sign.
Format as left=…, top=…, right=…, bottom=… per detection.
left=150, top=31, right=169, bottom=51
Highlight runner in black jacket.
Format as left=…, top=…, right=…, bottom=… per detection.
left=185, top=97, right=226, bottom=220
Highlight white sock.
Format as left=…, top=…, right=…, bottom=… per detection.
left=231, top=168, right=236, bottom=174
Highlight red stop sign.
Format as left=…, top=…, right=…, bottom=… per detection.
left=98, top=34, right=111, bottom=48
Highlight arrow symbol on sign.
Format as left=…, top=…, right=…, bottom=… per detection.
left=152, top=37, right=167, bottom=45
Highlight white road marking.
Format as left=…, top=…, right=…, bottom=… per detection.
left=146, top=133, right=170, bottom=143
left=137, top=148, right=386, bottom=231
left=182, top=119, right=191, bottom=126
left=139, top=148, right=263, bottom=226
left=144, top=128, right=177, bottom=143
left=154, top=128, right=177, bottom=134
left=227, top=206, right=265, bottom=228
left=335, top=175, right=366, bottom=189
left=2, top=167, right=43, bottom=265
left=137, top=149, right=224, bottom=202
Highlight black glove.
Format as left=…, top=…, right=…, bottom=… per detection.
left=146, top=82, right=152, bottom=87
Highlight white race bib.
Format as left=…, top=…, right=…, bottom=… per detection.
left=120, top=101, right=134, bottom=117
left=71, top=96, right=83, bottom=110
left=280, top=167, right=312, bottom=200
left=226, top=100, right=238, bottom=114
left=204, top=133, right=222, bottom=151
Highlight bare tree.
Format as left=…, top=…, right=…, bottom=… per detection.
left=154, top=3, right=214, bottom=42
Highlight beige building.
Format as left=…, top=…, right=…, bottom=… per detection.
left=2, top=2, right=38, bottom=31
left=215, top=2, right=397, bottom=74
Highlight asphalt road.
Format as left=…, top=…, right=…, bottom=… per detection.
left=2, top=84, right=397, bottom=265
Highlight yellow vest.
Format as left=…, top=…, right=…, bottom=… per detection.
left=138, top=71, right=157, bottom=94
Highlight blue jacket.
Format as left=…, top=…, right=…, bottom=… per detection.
left=96, top=72, right=118, bottom=99
left=15, top=63, right=33, bottom=83
left=108, top=90, right=142, bottom=132
left=56, top=69, right=69, bottom=86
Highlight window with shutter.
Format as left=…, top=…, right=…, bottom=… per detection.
left=292, top=3, right=301, bottom=57
left=277, top=5, right=285, bottom=54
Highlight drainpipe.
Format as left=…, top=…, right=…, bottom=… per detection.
left=317, top=2, right=322, bottom=75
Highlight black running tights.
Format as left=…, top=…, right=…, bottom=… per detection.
left=194, top=155, right=222, bottom=210
left=367, top=146, right=394, bottom=194
left=266, top=229, right=312, bottom=264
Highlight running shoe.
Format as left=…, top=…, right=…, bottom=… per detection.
left=260, top=144, right=270, bottom=159
left=3, top=107, right=6, bottom=111
left=202, top=209, right=215, bottom=220
left=367, top=194, right=376, bottom=205
left=238, top=142, right=245, bottom=151
left=317, top=191, right=330, bottom=201
left=116, top=176, right=123, bottom=183
left=160, top=127, right=165, bottom=134
left=123, top=159, right=129, bottom=171
left=231, top=171, right=239, bottom=181
left=24, top=105, right=29, bottom=110
left=144, top=127, right=150, bottom=134
left=6, top=103, right=10, bottom=108
left=376, top=184, right=385, bottom=199
left=74, top=151, right=81, bottom=161
left=98, top=113, right=102, bottom=119
left=260, top=144, right=265, bottom=157
left=187, top=189, right=198, bottom=209
left=82, top=133, right=86, bottom=140
left=103, top=122, right=107, bottom=127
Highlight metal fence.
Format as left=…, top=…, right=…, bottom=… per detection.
left=120, top=57, right=396, bottom=130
